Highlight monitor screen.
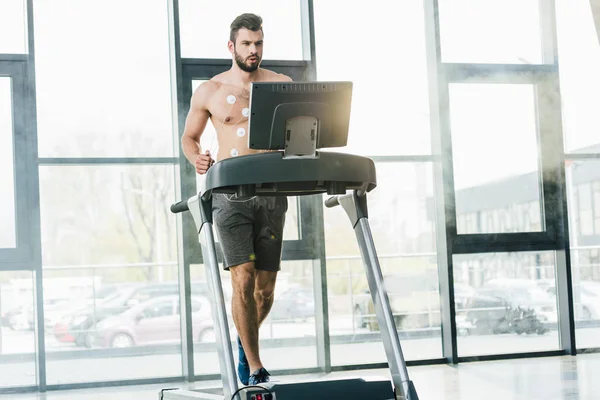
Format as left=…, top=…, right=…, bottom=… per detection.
left=247, top=81, right=353, bottom=151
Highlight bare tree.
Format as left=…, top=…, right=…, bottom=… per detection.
left=119, top=165, right=175, bottom=281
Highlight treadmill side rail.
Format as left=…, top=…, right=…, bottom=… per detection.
left=335, top=192, right=418, bottom=400
left=195, top=197, right=239, bottom=400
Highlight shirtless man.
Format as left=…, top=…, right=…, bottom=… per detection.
left=181, top=13, right=292, bottom=386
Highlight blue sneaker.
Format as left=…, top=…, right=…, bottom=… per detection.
left=248, top=367, right=271, bottom=385
left=237, top=336, right=250, bottom=385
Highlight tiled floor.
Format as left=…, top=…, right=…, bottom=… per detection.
left=4, top=353, right=600, bottom=399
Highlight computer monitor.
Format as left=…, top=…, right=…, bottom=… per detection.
left=247, top=81, right=353, bottom=156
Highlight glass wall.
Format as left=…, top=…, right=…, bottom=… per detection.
left=2, top=0, right=600, bottom=392
left=314, top=0, right=441, bottom=365
left=438, top=0, right=543, bottom=64
left=32, top=0, right=180, bottom=385
left=33, top=0, right=173, bottom=158
left=566, top=160, right=600, bottom=349
left=178, top=0, right=303, bottom=60
left=558, top=0, right=600, bottom=350
left=0, top=0, right=27, bottom=54
left=0, top=271, right=36, bottom=388
left=0, top=78, right=16, bottom=249
left=325, top=162, right=441, bottom=365
left=556, top=0, right=600, bottom=154
left=313, top=0, right=431, bottom=156
left=453, top=251, right=559, bottom=356
left=449, top=83, right=543, bottom=234
left=39, top=165, right=180, bottom=383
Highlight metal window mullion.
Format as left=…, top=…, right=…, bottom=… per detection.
left=300, top=0, right=331, bottom=371
left=301, top=194, right=331, bottom=372
left=453, top=233, right=560, bottom=254
left=369, top=155, right=435, bottom=163
left=300, top=0, right=317, bottom=79
left=423, top=0, right=458, bottom=364
left=24, top=0, right=47, bottom=390
left=444, top=63, right=557, bottom=84
left=38, top=157, right=178, bottom=165
left=0, top=60, right=25, bottom=72
left=168, top=0, right=195, bottom=382
left=564, top=153, right=600, bottom=160
left=0, top=54, right=28, bottom=62
left=25, top=0, right=46, bottom=390
left=181, top=58, right=308, bottom=68
left=0, top=63, right=30, bottom=266
left=537, top=0, right=577, bottom=354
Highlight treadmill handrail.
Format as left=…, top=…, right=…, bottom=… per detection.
left=170, top=199, right=189, bottom=214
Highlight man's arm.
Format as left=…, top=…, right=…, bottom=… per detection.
left=181, top=82, right=216, bottom=173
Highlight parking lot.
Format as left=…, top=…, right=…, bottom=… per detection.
left=1, top=318, right=599, bottom=387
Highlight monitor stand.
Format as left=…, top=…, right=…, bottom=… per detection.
left=283, top=115, right=318, bottom=159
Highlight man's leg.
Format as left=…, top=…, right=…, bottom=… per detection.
left=230, top=262, right=263, bottom=374
left=255, top=269, right=278, bottom=326
left=235, top=195, right=286, bottom=384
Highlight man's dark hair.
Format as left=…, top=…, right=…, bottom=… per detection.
left=230, top=13, right=263, bottom=44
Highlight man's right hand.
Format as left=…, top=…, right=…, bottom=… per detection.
left=195, top=150, right=215, bottom=175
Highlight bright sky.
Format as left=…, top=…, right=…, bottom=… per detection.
left=1, top=0, right=600, bottom=248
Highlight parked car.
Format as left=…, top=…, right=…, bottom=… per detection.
left=269, top=287, right=315, bottom=322
left=91, top=295, right=216, bottom=348
left=542, top=279, right=600, bottom=320
left=54, top=282, right=215, bottom=347
left=460, top=293, right=512, bottom=334
left=353, top=275, right=457, bottom=331
left=479, top=279, right=557, bottom=323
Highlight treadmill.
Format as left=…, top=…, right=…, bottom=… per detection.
left=163, top=82, right=419, bottom=400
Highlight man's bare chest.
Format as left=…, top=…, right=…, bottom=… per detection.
left=208, top=87, right=251, bottom=125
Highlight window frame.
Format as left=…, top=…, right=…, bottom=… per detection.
left=0, top=60, right=37, bottom=269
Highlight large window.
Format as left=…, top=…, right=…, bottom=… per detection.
left=39, top=165, right=177, bottom=268
left=438, top=0, right=543, bottom=64
left=559, top=0, right=600, bottom=348
left=33, top=0, right=179, bottom=384
left=43, top=265, right=182, bottom=384
left=454, top=251, right=559, bottom=357
left=556, top=0, right=600, bottom=154
left=4, top=0, right=600, bottom=392
left=178, top=0, right=303, bottom=60
left=0, top=77, right=16, bottom=249
left=449, top=84, right=543, bottom=234
left=39, top=165, right=179, bottom=383
left=313, top=0, right=431, bottom=156
left=566, top=160, right=600, bottom=349
left=0, top=0, right=27, bottom=54
left=0, top=271, right=36, bottom=388
left=33, top=0, right=173, bottom=157
left=314, top=0, right=439, bottom=365
left=325, top=162, right=441, bottom=365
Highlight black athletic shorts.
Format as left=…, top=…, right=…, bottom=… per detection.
left=212, top=193, right=288, bottom=271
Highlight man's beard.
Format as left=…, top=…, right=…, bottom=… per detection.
left=234, top=50, right=260, bottom=73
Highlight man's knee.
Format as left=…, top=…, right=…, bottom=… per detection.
left=230, top=262, right=256, bottom=302
left=254, top=286, right=274, bottom=303
left=254, top=271, right=277, bottom=303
